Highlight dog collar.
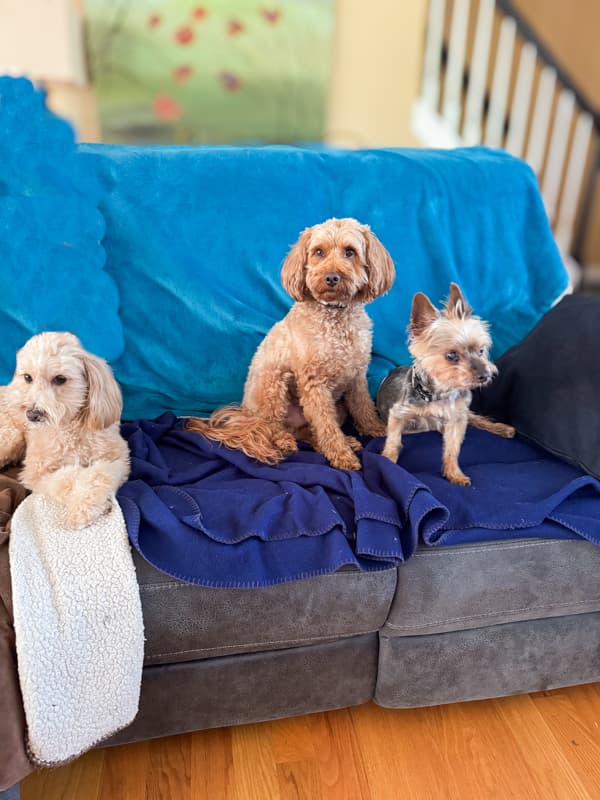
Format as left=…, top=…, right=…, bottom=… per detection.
left=317, top=300, right=348, bottom=309
left=410, top=366, right=434, bottom=403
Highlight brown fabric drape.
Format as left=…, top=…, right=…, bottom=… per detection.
left=0, top=472, right=34, bottom=790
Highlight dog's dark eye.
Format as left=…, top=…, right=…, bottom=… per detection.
left=23, top=374, right=32, bottom=383
left=52, top=375, right=67, bottom=386
left=446, top=351, right=459, bottom=362
left=314, top=248, right=324, bottom=257
left=344, top=248, right=355, bottom=258
left=479, top=347, right=485, bottom=356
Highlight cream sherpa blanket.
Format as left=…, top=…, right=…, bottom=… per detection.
left=9, top=493, right=144, bottom=766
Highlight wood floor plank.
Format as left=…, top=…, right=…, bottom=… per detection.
left=190, top=726, right=234, bottom=800
left=527, top=685, right=600, bottom=798
left=309, top=708, right=371, bottom=800
left=22, top=748, right=104, bottom=800
left=146, top=734, right=191, bottom=800
left=230, top=722, right=280, bottom=800
left=276, top=761, right=323, bottom=800
left=98, top=740, right=149, bottom=800
left=270, top=714, right=317, bottom=764
left=493, top=693, right=592, bottom=800
left=350, top=702, right=455, bottom=800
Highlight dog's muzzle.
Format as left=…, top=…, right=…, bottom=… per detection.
left=26, top=408, right=46, bottom=423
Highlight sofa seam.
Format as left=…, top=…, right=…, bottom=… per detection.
left=145, top=626, right=377, bottom=660
left=138, top=570, right=395, bottom=591
left=411, top=539, right=588, bottom=557
left=384, top=596, right=600, bottom=630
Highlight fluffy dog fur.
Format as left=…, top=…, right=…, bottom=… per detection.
left=0, top=332, right=130, bottom=528
left=187, top=218, right=395, bottom=470
left=378, top=283, right=515, bottom=485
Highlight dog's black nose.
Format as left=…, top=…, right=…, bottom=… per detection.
left=324, top=272, right=340, bottom=287
left=26, top=408, right=45, bottom=423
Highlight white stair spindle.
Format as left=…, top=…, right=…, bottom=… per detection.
left=484, top=16, right=516, bottom=148
left=554, top=112, right=593, bottom=252
left=463, top=0, right=495, bottom=145
left=421, top=0, right=447, bottom=111
left=542, top=88, right=576, bottom=222
left=505, top=41, right=537, bottom=157
left=526, top=65, right=557, bottom=175
left=442, top=0, right=470, bottom=133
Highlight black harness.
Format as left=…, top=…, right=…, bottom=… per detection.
left=409, top=366, right=434, bottom=403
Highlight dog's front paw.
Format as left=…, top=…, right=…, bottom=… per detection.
left=345, top=435, right=363, bottom=452
left=381, top=443, right=402, bottom=463
left=64, top=497, right=112, bottom=530
left=274, top=431, right=298, bottom=457
left=445, top=470, right=471, bottom=487
left=65, top=505, right=98, bottom=530
left=328, top=449, right=361, bottom=471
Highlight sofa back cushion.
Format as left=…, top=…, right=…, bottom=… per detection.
left=79, top=144, right=567, bottom=419
left=0, top=78, right=123, bottom=383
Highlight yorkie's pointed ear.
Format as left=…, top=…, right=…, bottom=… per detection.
left=445, top=282, right=472, bottom=319
left=281, top=227, right=312, bottom=302
left=410, top=292, right=439, bottom=335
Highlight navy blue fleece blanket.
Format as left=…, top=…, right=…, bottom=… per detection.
left=117, top=416, right=600, bottom=587
left=117, top=415, right=445, bottom=587
left=368, top=431, right=600, bottom=547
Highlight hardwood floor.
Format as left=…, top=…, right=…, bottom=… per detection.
left=22, top=684, right=600, bottom=799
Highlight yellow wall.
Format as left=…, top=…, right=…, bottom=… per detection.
left=514, top=0, right=600, bottom=109
left=325, top=0, right=428, bottom=147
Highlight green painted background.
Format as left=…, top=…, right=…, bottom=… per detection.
left=86, top=0, right=334, bottom=144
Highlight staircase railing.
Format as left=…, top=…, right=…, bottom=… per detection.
left=412, top=0, right=600, bottom=284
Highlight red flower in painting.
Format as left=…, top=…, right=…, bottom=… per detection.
left=174, top=65, right=193, bottom=83
left=148, top=13, right=161, bottom=28
left=227, top=19, right=244, bottom=36
left=175, top=25, right=195, bottom=44
left=219, top=72, right=241, bottom=92
left=261, top=8, right=281, bottom=23
left=192, top=7, right=207, bottom=21
left=153, top=94, right=184, bottom=121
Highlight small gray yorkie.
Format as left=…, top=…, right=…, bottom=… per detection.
left=377, top=283, right=515, bottom=486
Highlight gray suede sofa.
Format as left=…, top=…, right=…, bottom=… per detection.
left=107, top=536, right=600, bottom=747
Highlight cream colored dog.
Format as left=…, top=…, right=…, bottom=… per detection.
left=0, top=332, right=130, bottom=529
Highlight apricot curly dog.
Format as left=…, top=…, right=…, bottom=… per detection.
left=187, top=217, right=395, bottom=470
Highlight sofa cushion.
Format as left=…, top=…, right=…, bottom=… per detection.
left=109, top=634, right=378, bottom=746
left=472, top=295, right=600, bottom=480
left=133, top=551, right=396, bottom=666
left=383, top=538, right=600, bottom=636
left=376, top=611, right=600, bottom=708
left=78, top=143, right=566, bottom=419
left=0, top=78, right=123, bottom=383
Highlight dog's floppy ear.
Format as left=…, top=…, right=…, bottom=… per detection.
left=445, top=282, right=472, bottom=319
left=80, top=351, right=123, bottom=431
left=281, top=227, right=312, bottom=301
left=410, top=292, right=439, bottom=335
left=358, top=226, right=395, bottom=303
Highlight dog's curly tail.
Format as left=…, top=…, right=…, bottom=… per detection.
left=186, top=406, right=297, bottom=465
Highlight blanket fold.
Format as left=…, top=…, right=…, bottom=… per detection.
left=363, top=430, right=600, bottom=547
left=9, top=493, right=144, bottom=766
left=118, top=414, right=446, bottom=587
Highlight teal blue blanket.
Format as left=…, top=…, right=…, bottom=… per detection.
left=79, top=144, right=567, bottom=419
